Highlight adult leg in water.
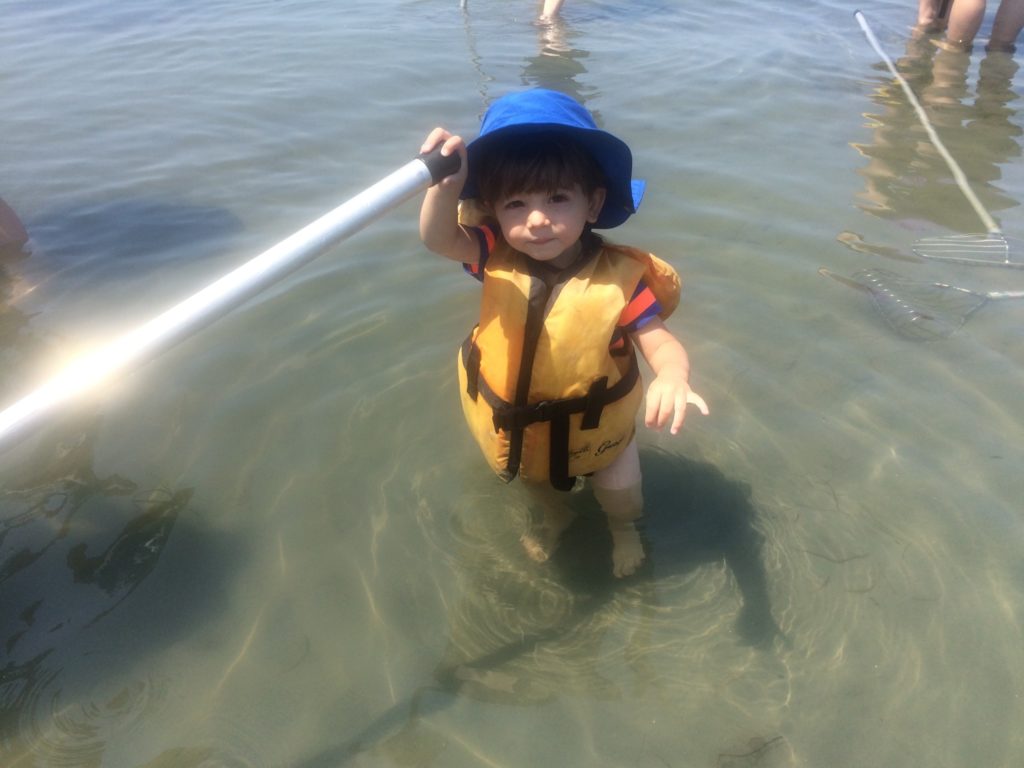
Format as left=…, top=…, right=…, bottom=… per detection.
left=917, top=0, right=953, bottom=31
left=945, top=0, right=988, bottom=48
left=989, top=0, right=1024, bottom=50
left=539, top=0, right=565, bottom=21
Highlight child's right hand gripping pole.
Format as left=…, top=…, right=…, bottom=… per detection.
left=419, top=145, right=462, bottom=186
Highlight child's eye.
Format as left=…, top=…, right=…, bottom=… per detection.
left=502, top=199, right=524, bottom=210
left=549, top=192, right=570, bottom=203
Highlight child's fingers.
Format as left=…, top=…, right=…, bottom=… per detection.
left=420, top=127, right=452, bottom=154
left=687, top=390, right=710, bottom=416
left=643, top=395, right=659, bottom=429
left=431, top=136, right=467, bottom=173
left=669, top=391, right=689, bottom=434
left=420, top=132, right=466, bottom=190
left=669, top=390, right=709, bottom=435
left=645, top=390, right=672, bottom=431
left=443, top=135, right=466, bottom=158
left=645, top=384, right=708, bottom=433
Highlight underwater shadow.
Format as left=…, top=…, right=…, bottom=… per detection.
left=295, top=448, right=780, bottom=767
left=556, top=447, right=782, bottom=647
left=0, top=418, right=244, bottom=755
left=1, top=198, right=30, bottom=263
left=0, top=195, right=241, bottom=432
left=1, top=197, right=36, bottom=404
left=23, top=196, right=242, bottom=282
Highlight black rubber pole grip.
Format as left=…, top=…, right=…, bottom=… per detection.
left=419, top=145, right=462, bottom=185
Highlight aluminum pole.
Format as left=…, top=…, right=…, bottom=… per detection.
left=0, top=149, right=459, bottom=453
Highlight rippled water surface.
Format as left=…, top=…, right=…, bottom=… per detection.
left=3, top=1, right=1024, bottom=766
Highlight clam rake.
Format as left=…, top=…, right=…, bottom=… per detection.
left=819, top=267, right=1024, bottom=341
left=855, top=11, right=1022, bottom=269
left=911, top=233, right=1024, bottom=269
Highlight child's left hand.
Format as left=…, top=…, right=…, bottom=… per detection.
left=644, top=373, right=708, bottom=435
left=632, top=317, right=709, bottom=435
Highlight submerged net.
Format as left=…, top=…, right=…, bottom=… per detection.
left=829, top=268, right=990, bottom=341
left=912, top=233, right=1023, bottom=269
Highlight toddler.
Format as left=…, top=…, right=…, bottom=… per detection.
left=419, top=89, right=708, bottom=577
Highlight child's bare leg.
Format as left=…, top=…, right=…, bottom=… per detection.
left=595, top=483, right=645, bottom=578
left=592, top=438, right=645, bottom=578
left=522, top=481, right=576, bottom=562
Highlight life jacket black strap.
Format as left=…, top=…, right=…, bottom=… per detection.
left=460, top=333, right=639, bottom=489
left=462, top=335, right=638, bottom=431
left=463, top=331, right=481, bottom=401
left=548, top=412, right=574, bottom=491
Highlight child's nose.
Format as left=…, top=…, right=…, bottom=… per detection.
left=526, top=208, right=549, bottom=227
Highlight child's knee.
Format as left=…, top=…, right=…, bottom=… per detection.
left=590, top=437, right=641, bottom=491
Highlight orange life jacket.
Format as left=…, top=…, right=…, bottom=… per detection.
left=457, top=237, right=680, bottom=490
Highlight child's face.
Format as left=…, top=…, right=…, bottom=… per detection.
left=492, top=184, right=606, bottom=267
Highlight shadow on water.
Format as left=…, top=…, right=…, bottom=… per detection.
left=296, top=448, right=781, bottom=767
left=0, top=421, right=243, bottom=763
left=0, top=199, right=30, bottom=263
left=2, top=194, right=242, bottom=409
left=640, top=448, right=781, bottom=646
left=0, top=318, right=241, bottom=768
left=1, top=199, right=36, bottom=406
left=22, top=196, right=242, bottom=285
left=848, top=34, right=1022, bottom=247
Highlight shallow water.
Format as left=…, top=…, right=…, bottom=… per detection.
left=2, top=1, right=1024, bottom=766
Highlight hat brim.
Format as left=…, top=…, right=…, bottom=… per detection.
left=460, top=123, right=643, bottom=229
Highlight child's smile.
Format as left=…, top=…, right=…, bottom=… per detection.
left=493, top=185, right=606, bottom=268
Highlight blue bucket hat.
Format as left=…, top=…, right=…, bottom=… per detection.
left=460, top=89, right=645, bottom=229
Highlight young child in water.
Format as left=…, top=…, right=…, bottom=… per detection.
left=419, top=89, right=708, bottom=577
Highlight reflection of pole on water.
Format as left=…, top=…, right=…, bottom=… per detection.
left=460, top=0, right=491, bottom=117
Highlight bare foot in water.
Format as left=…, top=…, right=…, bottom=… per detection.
left=520, top=529, right=557, bottom=563
left=521, top=488, right=575, bottom=563
left=610, top=523, right=645, bottom=578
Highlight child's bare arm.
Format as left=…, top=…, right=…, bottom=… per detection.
left=419, top=128, right=479, bottom=264
left=631, top=318, right=708, bottom=435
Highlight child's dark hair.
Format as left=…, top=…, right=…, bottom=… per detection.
left=475, top=132, right=607, bottom=205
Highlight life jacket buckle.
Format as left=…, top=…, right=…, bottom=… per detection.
left=491, top=400, right=558, bottom=433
